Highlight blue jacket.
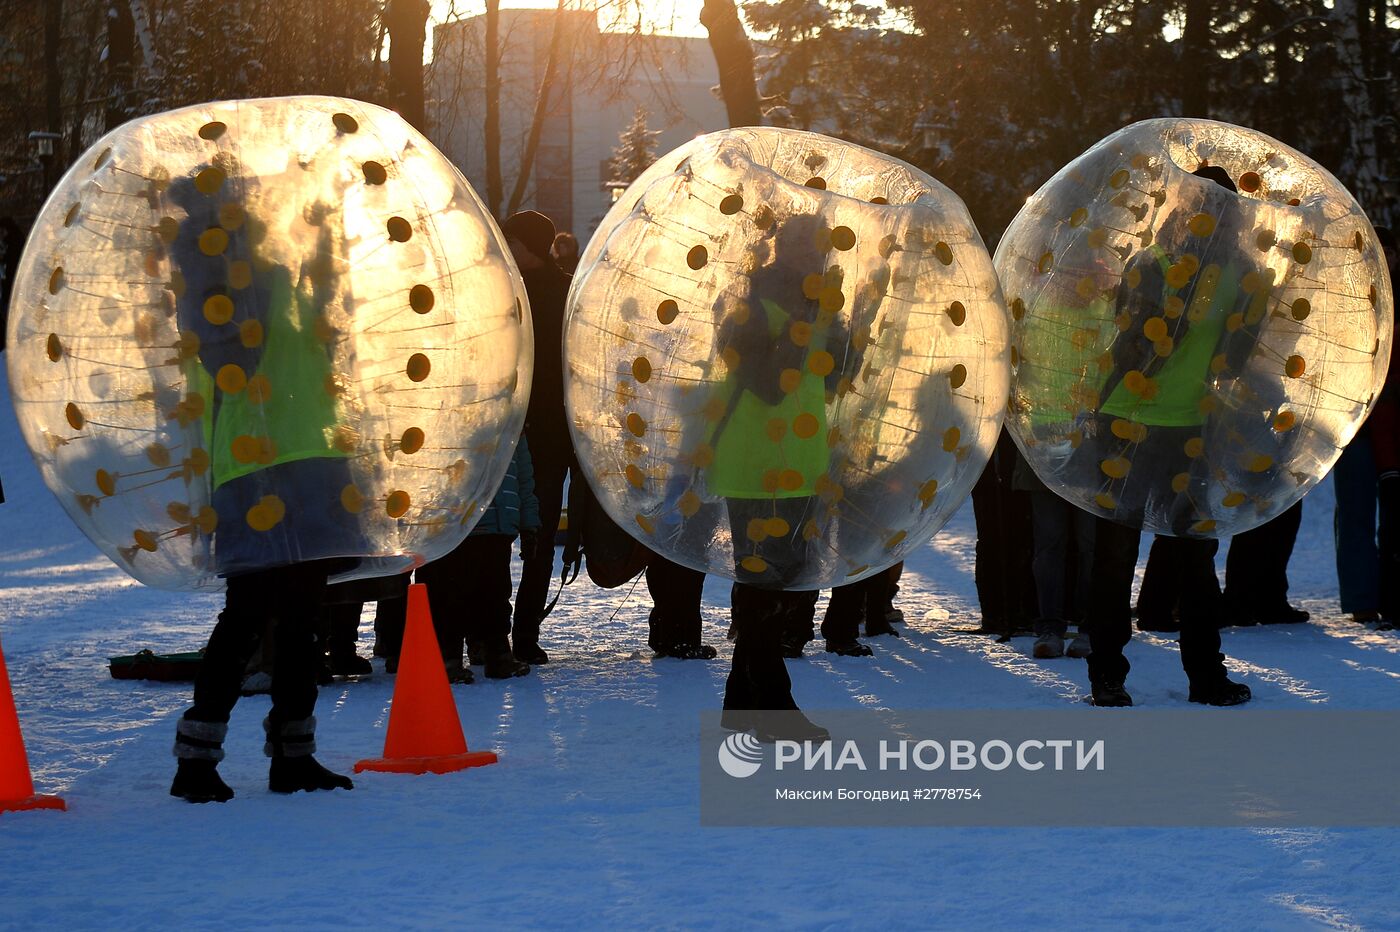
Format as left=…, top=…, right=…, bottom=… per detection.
left=471, top=436, right=541, bottom=537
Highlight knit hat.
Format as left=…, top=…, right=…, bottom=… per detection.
left=502, top=210, right=557, bottom=261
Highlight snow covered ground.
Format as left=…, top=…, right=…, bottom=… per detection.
left=1, top=363, right=1398, bottom=930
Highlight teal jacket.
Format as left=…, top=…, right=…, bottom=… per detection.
left=471, top=436, right=541, bottom=537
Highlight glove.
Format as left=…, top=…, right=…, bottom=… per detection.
left=519, top=528, right=540, bottom=560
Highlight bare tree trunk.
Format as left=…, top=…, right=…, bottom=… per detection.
left=1180, top=0, right=1211, bottom=117
left=484, top=0, right=503, bottom=218
left=700, top=0, right=761, bottom=127
left=386, top=0, right=430, bottom=131
left=1333, top=0, right=1385, bottom=208
left=43, top=0, right=62, bottom=188
left=506, top=0, right=567, bottom=216
left=106, top=2, right=135, bottom=131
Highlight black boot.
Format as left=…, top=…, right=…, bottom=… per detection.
left=1188, top=676, right=1252, bottom=706
left=265, top=716, right=353, bottom=794
left=1090, top=680, right=1133, bottom=707
left=171, top=718, right=233, bottom=803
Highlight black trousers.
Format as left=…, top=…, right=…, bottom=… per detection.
left=514, top=454, right=569, bottom=648
left=1223, top=501, right=1303, bottom=617
left=418, top=535, right=515, bottom=666
left=971, top=432, right=1037, bottom=632
left=185, top=561, right=333, bottom=728
left=646, top=557, right=706, bottom=651
left=1087, top=520, right=1225, bottom=686
left=821, top=574, right=887, bottom=641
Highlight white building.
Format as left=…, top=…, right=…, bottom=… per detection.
left=429, top=10, right=730, bottom=241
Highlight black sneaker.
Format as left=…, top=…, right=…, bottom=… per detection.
left=444, top=660, right=475, bottom=685
left=825, top=639, right=874, bottom=657
left=170, top=759, right=234, bottom=803
left=269, top=756, right=354, bottom=794
left=327, top=652, right=373, bottom=677
left=1188, top=677, right=1252, bottom=706
left=484, top=652, right=531, bottom=679
left=1090, top=680, right=1133, bottom=707
left=657, top=643, right=718, bottom=660
left=513, top=642, right=549, bottom=665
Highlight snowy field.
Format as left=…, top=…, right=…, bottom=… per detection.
left=1, top=362, right=1398, bottom=931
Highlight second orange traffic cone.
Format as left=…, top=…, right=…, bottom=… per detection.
left=0, top=635, right=65, bottom=814
left=355, top=583, right=498, bottom=775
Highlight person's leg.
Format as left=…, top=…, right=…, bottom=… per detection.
left=465, top=536, right=530, bottom=678
left=417, top=542, right=472, bottom=674
left=971, top=465, right=1009, bottom=633
left=1333, top=432, right=1381, bottom=618
left=1135, top=536, right=1181, bottom=631
left=1176, top=538, right=1250, bottom=704
left=1254, top=501, right=1305, bottom=623
left=821, top=582, right=871, bottom=655
left=264, top=562, right=354, bottom=793
left=324, top=601, right=371, bottom=675
left=1085, top=518, right=1138, bottom=700
left=646, top=556, right=711, bottom=656
left=172, top=568, right=273, bottom=801
left=1029, top=491, right=1070, bottom=655
left=513, top=456, right=568, bottom=655
left=372, top=577, right=409, bottom=664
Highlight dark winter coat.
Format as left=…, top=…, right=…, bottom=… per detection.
left=522, top=263, right=573, bottom=461
left=471, top=436, right=541, bottom=537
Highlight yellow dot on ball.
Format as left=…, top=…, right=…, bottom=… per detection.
left=1273, top=410, right=1296, bottom=432
left=1222, top=491, right=1247, bottom=507
left=198, top=121, right=227, bottom=141
left=1285, top=355, right=1306, bottom=378
left=804, top=176, right=826, bottom=190
left=1037, top=251, right=1053, bottom=274
left=96, top=468, right=116, bottom=496
left=949, top=364, right=967, bottom=389
left=779, top=368, right=802, bottom=394
left=636, top=514, right=656, bottom=535
left=246, top=374, right=271, bottom=404
left=400, top=427, right=425, bottom=454
left=1070, top=207, right=1088, bottom=227
left=1239, top=171, right=1262, bottom=193
left=719, top=193, right=744, bottom=215
left=1171, top=472, right=1190, bottom=494
left=202, top=294, right=233, bottom=325
left=919, top=479, right=938, bottom=507
left=1192, top=518, right=1217, bottom=534
left=1184, top=437, right=1205, bottom=458
left=1123, top=370, right=1147, bottom=395
left=157, top=216, right=180, bottom=243
left=194, top=167, right=225, bottom=195
left=1188, top=213, right=1217, bottom=237
left=333, top=112, right=359, bottom=133
left=765, top=418, right=787, bottom=442
left=406, top=353, right=431, bottom=382
left=1100, top=456, right=1131, bottom=479
left=687, top=245, right=708, bottom=270
left=656, top=299, right=679, bottom=324
left=133, top=529, right=158, bottom=553
left=387, top=216, right=413, bottom=242
left=1290, top=298, right=1310, bottom=321
left=779, top=469, right=804, bottom=491
left=741, top=555, right=769, bottom=574
left=1256, top=229, right=1276, bottom=252
left=216, top=364, right=247, bottom=394
left=1247, top=453, right=1274, bottom=472
left=808, top=351, right=835, bottom=377
left=753, top=205, right=776, bottom=230
left=790, top=321, right=813, bottom=346
left=691, top=443, right=716, bottom=468
left=341, top=485, right=364, bottom=514
left=626, top=413, right=646, bottom=437
left=765, top=517, right=791, bottom=538
left=363, top=160, right=388, bottom=185
left=830, top=226, right=856, bottom=251
left=46, top=333, right=63, bottom=362
left=409, top=284, right=435, bottom=314
left=884, top=530, right=907, bottom=550
left=949, top=301, right=968, bottom=326
left=942, top=426, right=960, bottom=452
left=934, top=241, right=954, bottom=266
left=1143, top=317, right=1167, bottom=342
left=625, top=464, right=646, bottom=488
left=386, top=490, right=411, bottom=518
left=1292, top=241, right=1312, bottom=264
left=632, top=357, right=652, bottom=383
left=1109, top=169, right=1130, bottom=189
left=1164, top=295, right=1185, bottom=318
left=218, top=202, right=245, bottom=231
left=678, top=491, right=702, bottom=517
left=1094, top=491, right=1117, bottom=510
left=793, top=412, right=819, bottom=439
left=198, top=227, right=228, bottom=256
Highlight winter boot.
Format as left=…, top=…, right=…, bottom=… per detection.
left=171, top=718, right=233, bottom=803
left=1188, top=677, right=1252, bottom=706
left=512, top=640, right=549, bottom=665
left=824, top=639, right=873, bottom=657
left=483, top=640, right=531, bottom=679
left=865, top=616, right=902, bottom=638
left=1066, top=632, right=1093, bottom=658
left=264, top=716, right=353, bottom=794
left=327, top=646, right=373, bottom=677
left=1033, top=632, right=1065, bottom=659
left=659, top=643, right=718, bottom=660
left=444, top=660, right=476, bottom=684
left=751, top=710, right=831, bottom=744
left=1090, top=680, right=1133, bottom=707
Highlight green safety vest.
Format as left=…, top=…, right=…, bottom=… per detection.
left=706, top=298, right=831, bottom=499
left=1100, top=247, right=1239, bottom=426
left=203, top=267, right=347, bottom=490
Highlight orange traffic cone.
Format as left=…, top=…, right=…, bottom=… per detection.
left=0, top=635, right=65, bottom=814
left=355, top=583, right=498, bottom=775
